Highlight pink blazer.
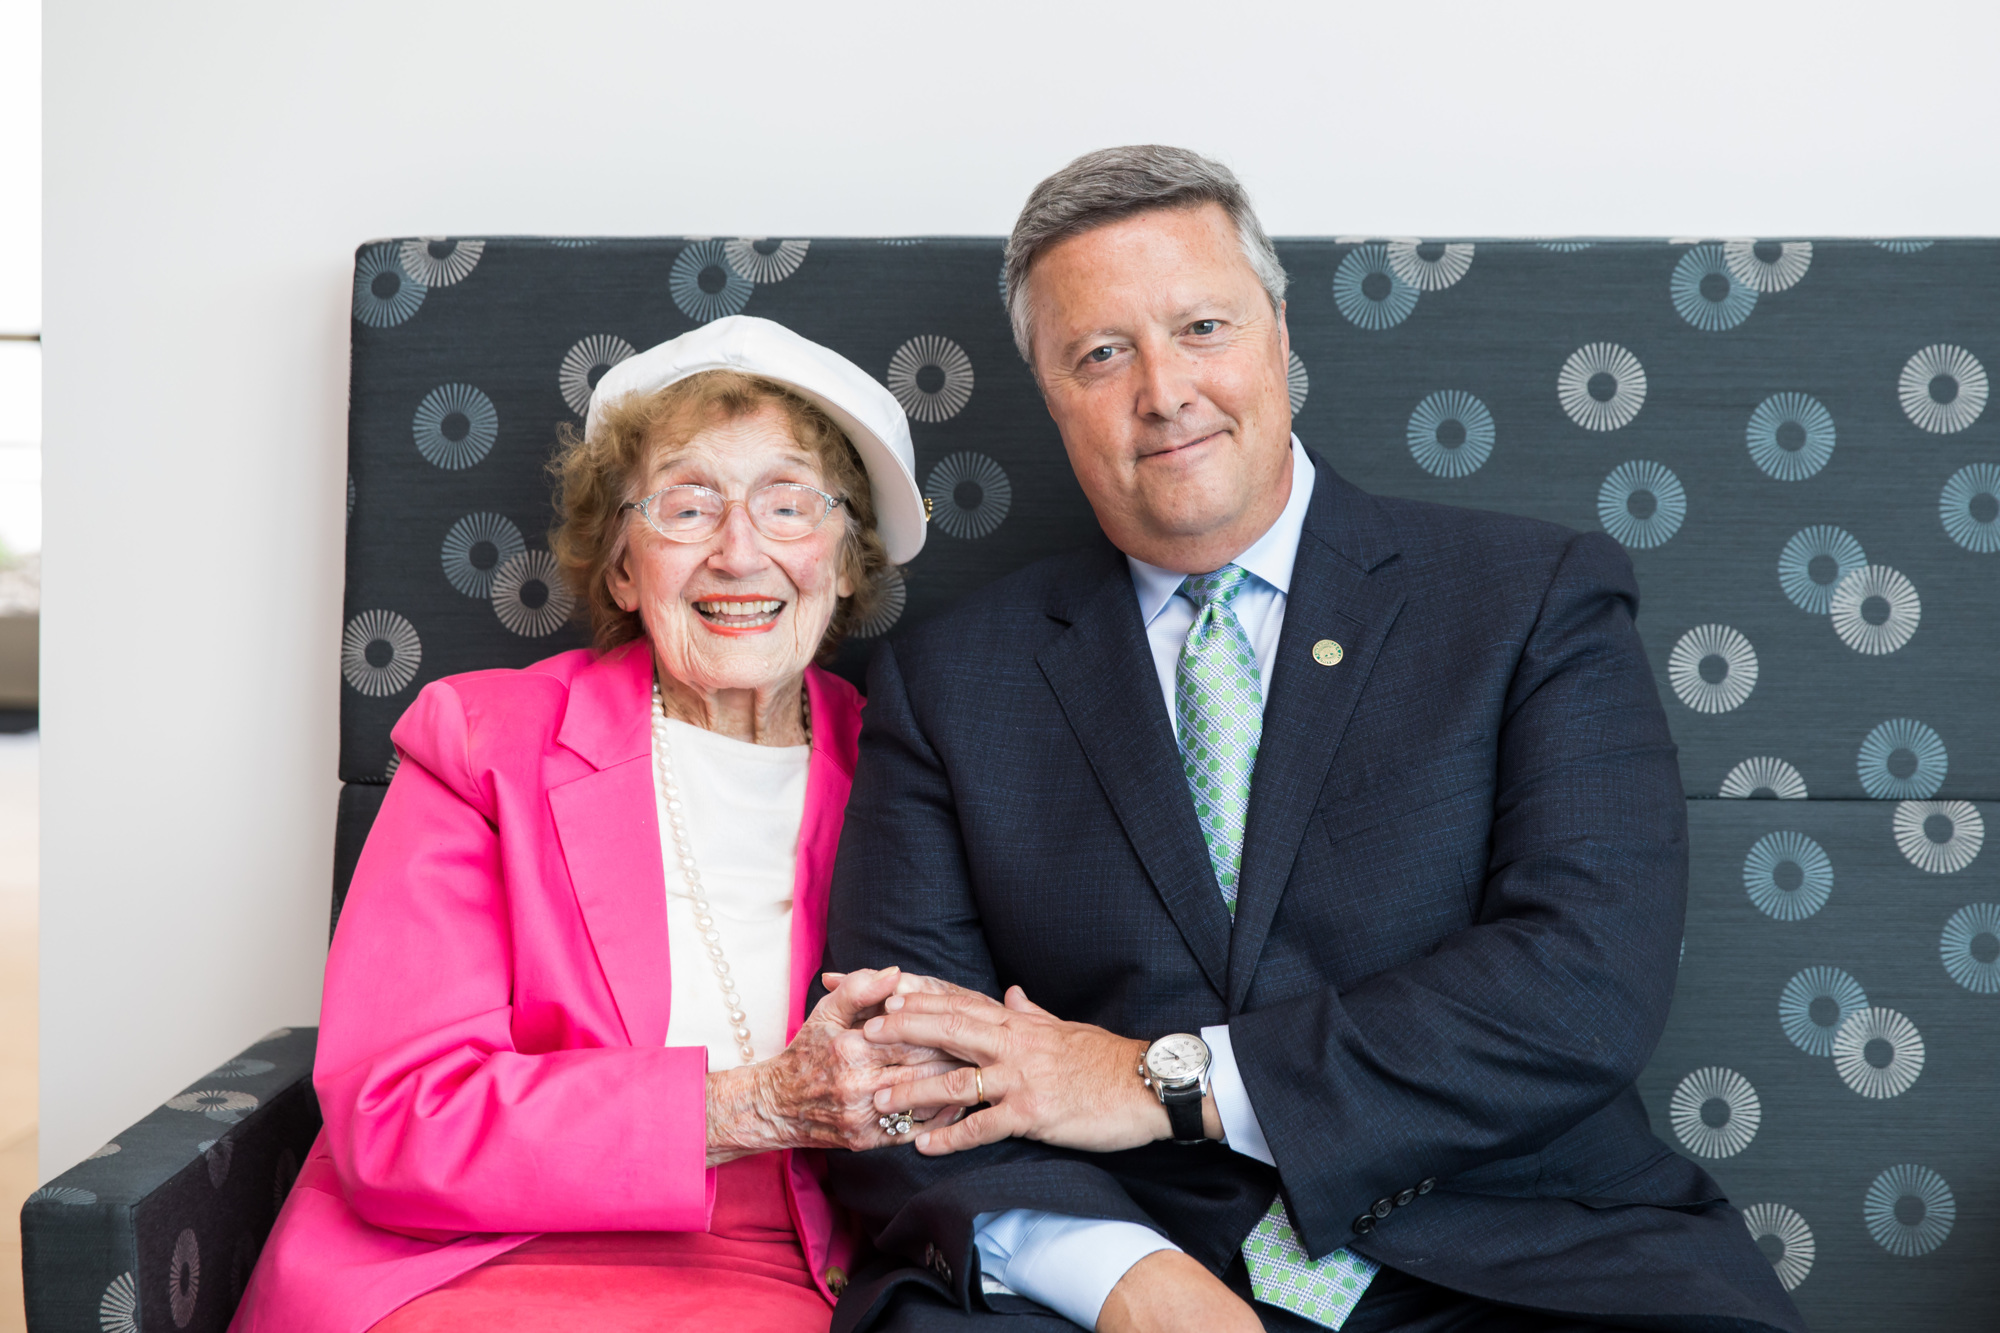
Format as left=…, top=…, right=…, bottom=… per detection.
left=232, top=643, right=865, bottom=1333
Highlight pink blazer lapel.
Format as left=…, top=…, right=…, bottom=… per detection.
left=787, top=665, right=863, bottom=1037
left=549, top=644, right=674, bottom=1048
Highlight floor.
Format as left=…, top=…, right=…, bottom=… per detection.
left=0, top=734, right=38, bottom=1333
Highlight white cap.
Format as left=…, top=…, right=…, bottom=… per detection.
left=585, top=315, right=927, bottom=564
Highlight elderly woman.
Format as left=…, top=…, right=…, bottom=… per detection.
left=234, top=317, right=945, bottom=1333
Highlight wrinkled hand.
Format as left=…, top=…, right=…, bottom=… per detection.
left=705, top=967, right=960, bottom=1164
left=1097, top=1251, right=1261, bottom=1333
left=860, top=984, right=1172, bottom=1156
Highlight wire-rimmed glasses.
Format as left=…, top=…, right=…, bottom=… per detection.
left=624, top=483, right=849, bottom=543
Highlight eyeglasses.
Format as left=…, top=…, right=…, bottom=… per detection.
left=623, top=482, right=849, bottom=543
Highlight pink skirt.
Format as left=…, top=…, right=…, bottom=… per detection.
left=368, top=1154, right=833, bottom=1333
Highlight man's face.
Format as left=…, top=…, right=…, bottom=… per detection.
left=1026, top=202, right=1294, bottom=573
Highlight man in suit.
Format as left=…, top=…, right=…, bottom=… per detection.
left=824, top=146, right=1803, bottom=1333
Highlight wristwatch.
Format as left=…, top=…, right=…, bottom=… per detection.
left=1141, top=1033, right=1213, bottom=1144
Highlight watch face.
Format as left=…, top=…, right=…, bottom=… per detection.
left=1148, top=1033, right=1208, bottom=1082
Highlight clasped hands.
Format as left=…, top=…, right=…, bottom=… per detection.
left=775, top=971, right=1254, bottom=1333
left=849, top=974, right=1219, bottom=1156
left=758, top=967, right=1216, bottom=1159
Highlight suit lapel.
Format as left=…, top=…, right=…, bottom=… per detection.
left=1227, top=459, right=1407, bottom=1010
left=1037, top=545, right=1233, bottom=997
left=548, top=644, right=674, bottom=1047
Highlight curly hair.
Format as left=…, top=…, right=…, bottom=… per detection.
left=549, top=369, right=890, bottom=659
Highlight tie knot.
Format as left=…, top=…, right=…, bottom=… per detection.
left=1180, top=563, right=1253, bottom=611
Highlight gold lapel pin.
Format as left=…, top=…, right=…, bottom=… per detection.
left=1312, top=639, right=1344, bottom=666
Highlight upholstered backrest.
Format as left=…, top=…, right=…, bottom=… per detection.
left=342, top=236, right=1999, bottom=1331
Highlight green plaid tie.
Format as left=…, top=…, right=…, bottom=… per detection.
left=1175, top=566, right=1262, bottom=912
left=1175, top=566, right=1379, bottom=1330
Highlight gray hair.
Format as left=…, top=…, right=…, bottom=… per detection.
left=1003, top=145, right=1288, bottom=363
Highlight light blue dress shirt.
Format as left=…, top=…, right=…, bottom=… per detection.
left=969, top=440, right=1313, bottom=1327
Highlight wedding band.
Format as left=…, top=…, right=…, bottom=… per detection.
left=878, top=1110, right=915, bottom=1136
left=974, top=1068, right=985, bottom=1106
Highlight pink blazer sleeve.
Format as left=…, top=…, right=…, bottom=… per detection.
left=313, top=677, right=713, bottom=1240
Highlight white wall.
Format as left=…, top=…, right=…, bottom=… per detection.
left=41, top=0, right=2000, bottom=1176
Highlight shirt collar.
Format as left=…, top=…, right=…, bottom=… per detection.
left=1127, top=436, right=1315, bottom=626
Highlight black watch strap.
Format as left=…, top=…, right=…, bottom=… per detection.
left=1163, top=1088, right=1205, bottom=1144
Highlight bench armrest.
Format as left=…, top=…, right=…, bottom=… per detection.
left=21, top=1026, right=320, bottom=1332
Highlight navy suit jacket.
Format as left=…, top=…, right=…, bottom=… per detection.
left=825, top=455, right=1803, bottom=1333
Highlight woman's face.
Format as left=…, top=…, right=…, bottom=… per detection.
left=607, top=405, right=854, bottom=698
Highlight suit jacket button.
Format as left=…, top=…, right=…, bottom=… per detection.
left=1371, top=1198, right=1394, bottom=1219
left=1354, top=1213, right=1376, bottom=1234
left=1395, top=1189, right=1416, bottom=1207
left=825, top=1265, right=847, bottom=1295
left=1418, top=1178, right=1437, bottom=1195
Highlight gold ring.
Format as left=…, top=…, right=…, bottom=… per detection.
left=974, top=1067, right=985, bottom=1106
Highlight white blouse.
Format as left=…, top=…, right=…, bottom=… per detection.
left=651, top=717, right=810, bottom=1070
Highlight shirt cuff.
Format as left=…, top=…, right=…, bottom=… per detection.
left=971, top=1210, right=1180, bottom=1328
left=1203, top=1024, right=1276, bottom=1167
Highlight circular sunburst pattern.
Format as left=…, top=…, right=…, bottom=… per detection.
left=1940, top=903, right=2000, bottom=993
left=87, top=1142, right=121, bottom=1159
left=1899, top=344, right=1988, bottom=433
left=1865, top=1165, right=1955, bottom=1256
left=1778, top=966, right=1866, bottom=1055
left=668, top=240, right=754, bottom=323
left=1288, top=351, right=1310, bottom=415
left=1385, top=239, right=1474, bottom=291
left=1723, top=240, right=1813, bottom=293
left=352, top=242, right=426, bottom=328
left=209, top=1057, right=275, bottom=1079
left=1669, top=1067, right=1761, bottom=1158
left=1856, top=718, right=1947, bottom=799
left=1668, top=624, right=1758, bottom=714
left=1741, top=1203, right=1815, bottom=1291
left=1894, top=800, right=1984, bottom=874
left=166, top=1089, right=260, bottom=1122
left=1829, top=565, right=1919, bottom=655
left=1535, top=239, right=1593, bottom=252
left=441, top=513, right=526, bottom=599
left=1873, top=239, right=1935, bottom=254
left=924, top=452, right=1012, bottom=539
left=1745, top=393, right=1836, bottom=480
left=203, top=1137, right=232, bottom=1187
left=169, top=1227, right=200, bottom=1327
left=341, top=610, right=422, bottom=697
left=28, top=1184, right=97, bottom=1205
left=1557, top=343, right=1647, bottom=431
left=723, top=238, right=809, bottom=283
left=1598, top=461, right=1686, bottom=549
left=1833, top=1007, right=1925, bottom=1098
left=887, top=335, right=975, bottom=423
left=1406, top=391, right=1496, bottom=478
left=1744, top=832, right=1833, bottom=922
left=850, top=566, right=907, bottom=639
left=558, top=334, right=637, bottom=417
left=1720, top=757, right=1808, bottom=800
left=1671, top=245, right=1758, bottom=331
left=1332, top=244, right=1419, bottom=330
left=412, top=384, right=499, bottom=470
left=100, top=1270, right=138, bottom=1333
left=1777, top=526, right=1866, bottom=614
left=398, top=237, right=483, bottom=286
left=1940, top=462, right=2000, bottom=552
left=491, top=550, right=575, bottom=637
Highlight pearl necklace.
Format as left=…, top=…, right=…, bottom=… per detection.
left=650, top=681, right=811, bottom=1068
